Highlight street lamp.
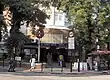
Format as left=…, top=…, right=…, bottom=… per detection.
left=0, top=14, right=3, bottom=41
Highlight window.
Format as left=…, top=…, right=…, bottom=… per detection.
left=55, top=14, right=58, bottom=20
left=59, top=14, right=62, bottom=21
left=55, top=13, right=63, bottom=21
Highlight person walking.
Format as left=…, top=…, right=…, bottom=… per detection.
left=30, top=56, right=36, bottom=71
left=47, top=53, right=52, bottom=67
left=8, top=58, right=16, bottom=72
left=87, top=57, right=92, bottom=70
left=58, top=54, right=64, bottom=67
left=94, top=59, right=98, bottom=71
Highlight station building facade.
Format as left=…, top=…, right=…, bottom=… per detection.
left=21, top=6, right=70, bottom=62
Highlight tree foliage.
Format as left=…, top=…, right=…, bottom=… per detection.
left=58, top=0, right=110, bottom=55
left=0, top=0, right=57, bottom=57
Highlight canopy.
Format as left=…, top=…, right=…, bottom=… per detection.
left=88, top=50, right=110, bottom=55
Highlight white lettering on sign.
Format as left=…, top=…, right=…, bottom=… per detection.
left=68, top=37, right=75, bottom=49
left=15, top=57, right=21, bottom=61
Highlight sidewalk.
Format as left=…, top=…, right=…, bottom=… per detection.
left=0, top=61, right=109, bottom=75
left=0, top=66, right=26, bottom=72
left=0, top=65, right=109, bottom=75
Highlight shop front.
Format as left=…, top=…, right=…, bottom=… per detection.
left=23, top=42, right=68, bottom=62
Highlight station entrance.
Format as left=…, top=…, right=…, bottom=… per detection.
left=23, top=43, right=68, bottom=63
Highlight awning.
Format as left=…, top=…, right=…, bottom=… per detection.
left=88, top=50, right=110, bottom=55
left=24, top=43, right=67, bottom=49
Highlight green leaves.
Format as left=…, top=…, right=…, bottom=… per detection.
left=1, top=0, right=51, bottom=25
left=0, top=0, right=54, bottom=56
left=59, top=0, right=110, bottom=53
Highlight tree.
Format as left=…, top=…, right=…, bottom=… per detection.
left=0, top=0, right=56, bottom=58
left=58, top=0, right=110, bottom=60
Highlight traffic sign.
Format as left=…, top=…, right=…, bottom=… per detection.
left=15, top=56, right=21, bottom=61
left=36, top=28, right=44, bottom=38
left=68, top=37, right=75, bottom=49
left=69, top=31, right=74, bottom=37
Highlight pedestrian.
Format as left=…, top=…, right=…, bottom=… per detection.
left=47, top=53, right=52, bottom=67
left=87, top=57, right=92, bottom=70
left=58, top=54, right=64, bottom=67
left=94, top=60, right=98, bottom=71
left=8, top=58, right=16, bottom=72
left=30, top=56, right=36, bottom=71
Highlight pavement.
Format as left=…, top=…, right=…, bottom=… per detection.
left=0, top=61, right=109, bottom=74
left=0, top=69, right=110, bottom=80
left=0, top=65, right=109, bottom=75
left=0, top=64, right=110, bottom=80
left=0, top=61, right=110, bottom=80
left=0, top=61, right=110, bottom=76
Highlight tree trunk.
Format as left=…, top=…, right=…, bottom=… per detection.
left=87, top=16, right=93, bottom=54
left=107, top=42, right=110, bottom=50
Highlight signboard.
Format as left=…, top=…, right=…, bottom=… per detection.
left=68, top=37, right=75, bottom=49
left=15, top=57, right=21, bottom=61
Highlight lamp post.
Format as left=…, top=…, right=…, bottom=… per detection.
left=96, top=38, right=100, bottom=71
left=78, top=38, right=81, bottom=72
left=36, top=28, right=44, bottom=62
left=68, top=30, right=75, bottom=72
left=0, top=14, right=3, bottom=41
left=38, top=38, right=40, bottom=62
